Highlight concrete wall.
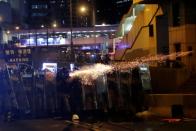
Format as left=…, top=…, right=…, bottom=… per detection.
left=148, top=94, right=196, bottom=118
left=169, top=25, right=196, bottom=73
left=150, top=67, right=190, bottom=93
left=115, top=4, right=163, bottom=60
left=133, top=0, right=144, bottom=4
left=126, top=4, right=163, bottom=58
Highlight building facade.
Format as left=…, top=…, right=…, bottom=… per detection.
left=115, top=0, right=132, bottom=23
left=26, top=0, right=94, bottom=29
left=9, top=0, right=27, bottom=26
left=0, top=1, right=12, bottom=44
left=167, top=0, right=196, bottom=72
left=115, top=0, right=196, bottom=72
left=3, top=25, right=117, bottom=67
left=114, top=0, right=196, bottom=118
left=0, top=1, right=12, bottom=26
left=96, top=0, right=131, bottom=25
left=0, top=0, right=27, bottom=29
left=7, top=25, right=116, bottom=47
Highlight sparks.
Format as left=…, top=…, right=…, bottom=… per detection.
left=69, top=63, right=113, bottom=85
left=70, top=51, right=193, bottom=85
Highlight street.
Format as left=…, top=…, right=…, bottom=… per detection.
left=0, top=118, right=196, bottom=131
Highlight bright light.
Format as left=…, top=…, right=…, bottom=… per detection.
left=42, top=63, right=57, bottom=73
left=60, top=38, right=65, bottom=44
left=140, top=67, right=148, bottom=71
left=80, top=6, right=87, bottom=13
left=70, top=63, right=113, bottom=85
left=91, top=54, right=95, bottom=58
left=48, top=38, right=53, bottom=43
left=70, top=63, right=75, bottom=72
left=53, top=23, right=57, bottom=28
left=6, top=30, right=10, bottom=34
left=15, top=26, right=20, bottom=30
left=102, top=23, right=106, bottom=26
left=27, top=38, right=34, bottom=44
left=82, top=46, right=91, bottom=50
left=95, top=24, right=111, bottom=27
left=41, top=25, right=44, bottom=28
left=37, top=38, right=44, bottom=44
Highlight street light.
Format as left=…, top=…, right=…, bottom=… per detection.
left=15, top=26, right=20, bottom=44
left=70, top=0, right=74, bottom=63
left=4, top=30, right=10, bottom=45
left=52, top=23, right=57, bottom=28
left=79, top=5, right=88, bottom=27
left=6, top=30, right=10, bottom=34
left=41, top=24, right=49, bottom=46
left=102, top=22, right=106, bottom=26
left=52, top=22, right=57, bottom=45
left=15, top=26, right=20, bottom=30
left=80, top=6, right=87, bottom=13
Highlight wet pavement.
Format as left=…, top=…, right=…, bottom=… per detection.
left=0, top=118, right=196, bottom=131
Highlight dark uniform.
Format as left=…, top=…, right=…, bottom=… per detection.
left=0, top=70, right=9, bottom=120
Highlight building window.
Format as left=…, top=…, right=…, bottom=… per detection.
left=32, top=4, right=48, bottom=9
left=32, top=13, right=47, bottom=17
left=50, top=0, right=56, bottom=4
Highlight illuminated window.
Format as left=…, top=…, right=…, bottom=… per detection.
left=32, top=13, right=47, bottom=17
left=32, top=4, right=48, bottom=9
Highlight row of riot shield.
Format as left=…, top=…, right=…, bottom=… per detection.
left=80, top=70, right=133, bottom=112
left=1, top=63, right=58, bottom=119
left=1, top=63, right=151, bottom=120
left=2, top=64, right=31, bottom=119
left=26, top=68, right=58, bottom=117
left=80, top=65, right=151, bottom=121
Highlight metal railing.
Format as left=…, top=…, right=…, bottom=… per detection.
left=120, top=5, right=160, bottom=60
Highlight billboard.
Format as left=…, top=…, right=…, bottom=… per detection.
left=4, top=47, right=33, bottom=65
left=42, top=63, right=57, bottom=73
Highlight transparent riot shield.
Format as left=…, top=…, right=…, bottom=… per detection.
left=139, top=64, right=152, bottom=91
left=107, top=70, right=132, bottom=110
left=18, top=64, right=34, bottom=117
left=107, top=70, right=134, bottom=121
left=34, top=70, right=46, bottom=117
left=96, top=74, right=110, bottom=111
left=6, top=64, right=31, bottom=118
left=118, top=70, right=132, bottom=110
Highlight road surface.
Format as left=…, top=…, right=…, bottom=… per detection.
left=0, top=118, right=196, bottom=131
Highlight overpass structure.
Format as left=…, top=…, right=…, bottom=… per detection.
left=3, top=25, right=117, bottom=54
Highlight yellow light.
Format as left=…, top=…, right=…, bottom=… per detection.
left=80, top=6, right=87, bottom=13
left=53, top=23, right=57, bottom=28
left=145, top=7, right=150, bottom=11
